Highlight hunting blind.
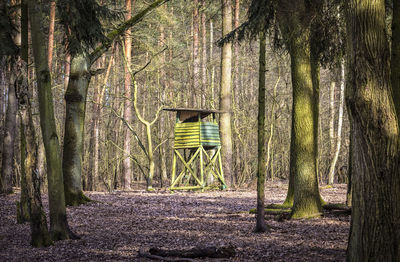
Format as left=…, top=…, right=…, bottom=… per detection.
left=164, top=108, right=226, bottom=191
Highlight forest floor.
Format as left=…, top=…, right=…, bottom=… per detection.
left=0, top=182, right=349, bottom=261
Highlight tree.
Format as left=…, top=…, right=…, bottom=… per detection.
left=28, top=0, right=74, bottom=241
left=0, top=0, right=18, bottom=194
left=122, top=0, right=133, bottom=191
left=346, top=0, right=400, bottom=260
left=219, top=0, right=233, bottom=188
left=327, top=61, right=345, bottom=185
left=1, top=58, right=18, bottom=194
left=276, top=0, right=323, bottom=218
left=255, top=31, right=268, bottom=233
left=58, top=0, right=169, bottom=205
left=193, top=0, right=200, bottom=107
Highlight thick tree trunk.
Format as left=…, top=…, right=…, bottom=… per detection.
left=277, top=0, right=322, bottom=218
left=255, top=31, right=268, bottom=233
left=219, top=0, right=233, bottom=187
left=63, top=54, right=91, bottom=205
left=29, top=0, right=72, bottom=240
left=123, top=0, right=133, bottom=190
left=346, top=0, right=400, bottom=260
left=392, top=0, right=400, bottom=124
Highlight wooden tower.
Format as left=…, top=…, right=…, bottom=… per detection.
left=164, top=108, right=226, bottom=191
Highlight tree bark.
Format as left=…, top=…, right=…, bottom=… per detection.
left=219, top=0, right=233, bottom=187
left=29, top=0, right=72, bottom=240
left=255, top=31, right=268, bottom=233
left=17, top=61, right=52, bottom=247
left=346, top=0, right=400, bottom=260
left=123, top=0, right=133, bottom=190
left=392, top=0, right=400, bottom=125
left=328, top=80, right=335, bottom=184
left=63, top=54, right=92, bottom=205
left=192, top=0, right=200, bottom=107
left=277, top=0, right=322, bottom=218
left=1, top=66, right=17, bottom=195
left=47, top=0, right=55, bottom=70
left=17, top=0, right=30, bottom=224
left=200, top=0, right=207, bottom=108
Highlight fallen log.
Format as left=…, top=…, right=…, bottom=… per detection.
left=138, top=249, right=196, bottom=261
left=148, top=245, right=235, bottom=259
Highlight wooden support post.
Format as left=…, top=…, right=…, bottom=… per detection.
left=200, top=145, right=204, bottom=187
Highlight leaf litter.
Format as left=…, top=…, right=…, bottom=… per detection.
left=0, top=182, right=349, bottom=261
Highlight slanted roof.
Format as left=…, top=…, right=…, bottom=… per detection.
left=163, top=108, right=223, bottom=122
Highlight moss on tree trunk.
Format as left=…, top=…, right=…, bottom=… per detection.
left=29, top=0, right=71, bottom=241
left=346, top=0, right=400, bottom=260
left=277, top=0, right=323, bottom=219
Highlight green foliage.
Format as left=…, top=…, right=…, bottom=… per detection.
left=57, top=0, right=123, bottom=56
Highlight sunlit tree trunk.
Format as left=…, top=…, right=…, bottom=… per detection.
left=219, top=0, right=233, bottom=187
left=192, top=0, right=200, bottom=107
left=277, top=0, right=322, bottom=218
left=328, top=60, right=345, bottom=185
left=47, top=0, right=55, bottom=70
left=200, top=0, right=207, bottom=108
left=123, top=0, right=133, bottom=190
left=346, top=0, right=400, bottom=260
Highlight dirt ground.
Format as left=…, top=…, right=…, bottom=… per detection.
left=0, top=182, right=349, bottom=261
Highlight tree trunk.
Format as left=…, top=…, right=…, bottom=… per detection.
left=17, top=0, right=30, bottom=223
left=255, top=31, right=268, bottom=233
left=201, top=0, right=207, bottom=108
left=47, top=0, right=55, bottom=70
left=346, top=0, right=400, bottom=260
left=63, top=54, right=91, bottom=205
left=210, top=19, right=215, bottom=109
left=192, top=0, right=200, bottom=107
left=1, top=66, right=17, bottom=194
left=158, top=24, right=168, bottom=187
left=328, top=80, right=335, bottom=184
left=328, top=60, right=345, bottom=185
left=18, top=62, right=52, bottom=247
left=29, top=0, right=72, bottom=240
left=277, top=0, right=322, bottom=218
left=392, top=0, right=400, bottom=125
left=123, top=0, right=133, bottom=190
left=219, top=0, right=233, bottom=187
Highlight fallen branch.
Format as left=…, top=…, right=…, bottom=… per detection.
left=148, top=246, right=236, bottom=259
left=138, top=249, right=195, bottom=261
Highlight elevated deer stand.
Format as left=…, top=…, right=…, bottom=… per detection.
left=164, top=108, right=226, bottom=191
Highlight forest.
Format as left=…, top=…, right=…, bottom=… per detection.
left=0, top=0, right=399, bottom=261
